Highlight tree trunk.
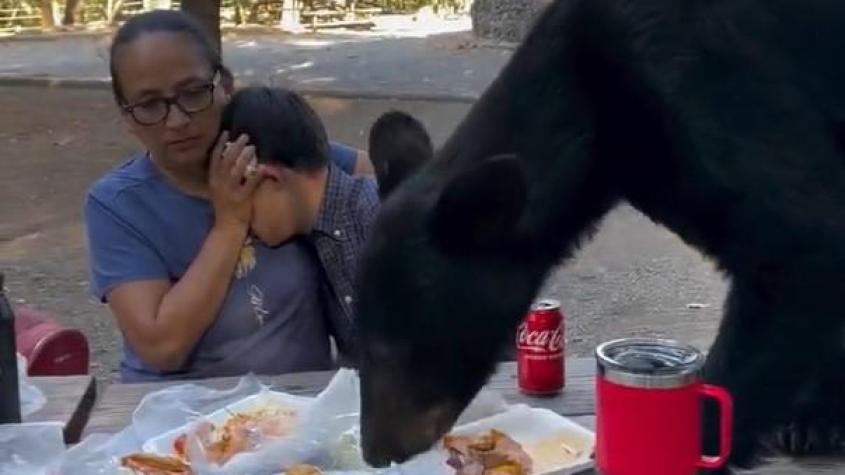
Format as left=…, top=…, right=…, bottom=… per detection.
left=62, top=0, right=82, bottom=25
left=39, top=0, right=56, bottom=28
left=247, top=1, right=259, bottom=24
left=279, top=0, right=300, bottom=31
left=107, top=0, right=123, bottom=25
left=233, top=0, right=242, bottom=24
left=181, top=0, right=222, bottom=54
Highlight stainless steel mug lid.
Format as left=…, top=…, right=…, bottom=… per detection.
left=596, top=338, right=705, bottom=389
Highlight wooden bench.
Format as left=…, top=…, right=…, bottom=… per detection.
left=299, top=8, right=374, bottom=30
left=0, top=7, right=41, bottom=33
left=352, top=7, right=380, bottom=14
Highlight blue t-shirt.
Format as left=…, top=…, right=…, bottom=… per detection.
left=84, top=143, right=357, bottom=382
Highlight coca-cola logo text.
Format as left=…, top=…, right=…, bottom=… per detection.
left=516, top=323, right=563, bottom=353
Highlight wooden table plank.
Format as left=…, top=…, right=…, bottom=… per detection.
left=486, top=360, right=596, bottom=417
left=83, top=369, right=360, bottom=436
left=26, top=375, right=97, bottom=444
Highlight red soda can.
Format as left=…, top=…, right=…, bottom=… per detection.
left=517, top=298, right=565, bottom=395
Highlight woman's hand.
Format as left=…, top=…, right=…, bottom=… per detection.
left=106, top=132, right=266, bottom=371
left=208, top=131, right=262, bottom=233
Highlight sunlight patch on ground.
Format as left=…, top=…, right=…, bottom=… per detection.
left=289, top=38, right=341, bottom=47
left=234, top=40, right=259, bottom=48
left=289, top=60, right=314, bottom=70
left=319, top=13, right=472, bottom=39
left=274, top=61, right=314, bottom=75
left=299, top=76, right=338, bottom=84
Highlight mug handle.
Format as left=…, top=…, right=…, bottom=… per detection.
left=697, top=384, right=734, bottom=469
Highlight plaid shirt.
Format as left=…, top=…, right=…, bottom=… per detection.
left=310, top=163, right=379, bottom=362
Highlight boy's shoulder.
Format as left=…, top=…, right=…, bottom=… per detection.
left=328, top=163, right=378, bottom=209
left=323, top=164, right=380, bottom=235
left=349, top=174, right=379, bottom=213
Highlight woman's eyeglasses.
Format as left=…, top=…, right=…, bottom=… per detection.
left=123, top=70, right=220, bottom=126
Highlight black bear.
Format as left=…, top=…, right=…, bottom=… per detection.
left=354, top=0, right=845, bottom=472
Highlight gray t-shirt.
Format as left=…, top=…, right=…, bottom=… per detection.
left=84, top=152, right=349, bottom=382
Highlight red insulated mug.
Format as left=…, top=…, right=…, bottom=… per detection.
left=595, top=338, right=733, bottom=475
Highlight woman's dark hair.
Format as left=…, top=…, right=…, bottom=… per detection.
left=109, top=10, right=232, bottom=104
left=221, top=86, right=330, bottom=172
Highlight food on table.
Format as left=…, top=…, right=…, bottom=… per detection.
left=282, top=463, right=324, bottom=474
left=173, top=406, right=299, bottom=465
left=443, top=429, right=532, bottom=475
left=327, top=426, right=369, bottom=470
left=173, top=433, right=188, bottom=458
left=524, top=433, right=587, bottom=473
left=120, top=453, right=193, bottom=474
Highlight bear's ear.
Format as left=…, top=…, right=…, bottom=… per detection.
left=428, top=154, right=527, bottom=254
left=368, top=110, right=434, bottom=198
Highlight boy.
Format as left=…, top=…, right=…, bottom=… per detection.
left=222, top=86, right=378, bottom=362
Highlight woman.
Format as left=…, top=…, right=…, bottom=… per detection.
left=85, top=9, right=371, bottom=382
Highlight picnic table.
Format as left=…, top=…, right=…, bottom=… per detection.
left=81, top=358, right=844, bottom=474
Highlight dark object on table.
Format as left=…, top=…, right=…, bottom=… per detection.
left=0, top=272, right=22, bottom=423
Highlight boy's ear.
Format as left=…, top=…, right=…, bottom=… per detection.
left=257, top=164, right=286, bottom=185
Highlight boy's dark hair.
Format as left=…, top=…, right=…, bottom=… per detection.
left=368, top=110, right=433, bottom=198
left=221, top=86, right=330, bottom=172
left=109, top=10, right=232, bottom=105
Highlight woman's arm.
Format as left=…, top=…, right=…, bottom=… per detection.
left=105, top=222, right=247, bottom=370
left=354, top=150, right=375, bottom=175
left=90, top=133, right=261, bottom=371
left=330, top=142, right=374, bottom=176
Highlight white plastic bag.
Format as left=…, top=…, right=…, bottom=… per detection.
left=57, top=370, right=513, bottom=475
left=271, top=369, right=506, bottom=475
left=0, top=422, right=64, bottom=475
left=58, top=374, right=272, bottom=474
left=17, top=353, right=46, bottom=417
left=183, top=371, right=356, bottom=475
left=58, top=432, right=131, bottom=475
left=172, top=369, right=467, bottom=474
left=132, top=373, right=266, bottom=442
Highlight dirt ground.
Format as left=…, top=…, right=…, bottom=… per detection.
left=0, top=85, right=727, bottom=383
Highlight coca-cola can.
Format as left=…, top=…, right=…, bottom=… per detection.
left=516, top=298, right=565, bottom=395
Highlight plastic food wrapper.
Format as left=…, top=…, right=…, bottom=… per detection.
left=59, top=432, right=133, bottom=475
left=173, top=369, right=446, bottom=474
left=58, top=374, right=272, bottom=474
left=53, top=368, right=591, bottom=475
left=131, top=372, right=267, bottom=443
left=291, top=369, right=510, bottom=474
left=0, top=421, right=65, bottom=475
left=17, top=353, right=47, bottom=417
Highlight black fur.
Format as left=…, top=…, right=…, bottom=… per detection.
left=356, top=0, right=845, bottom=472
